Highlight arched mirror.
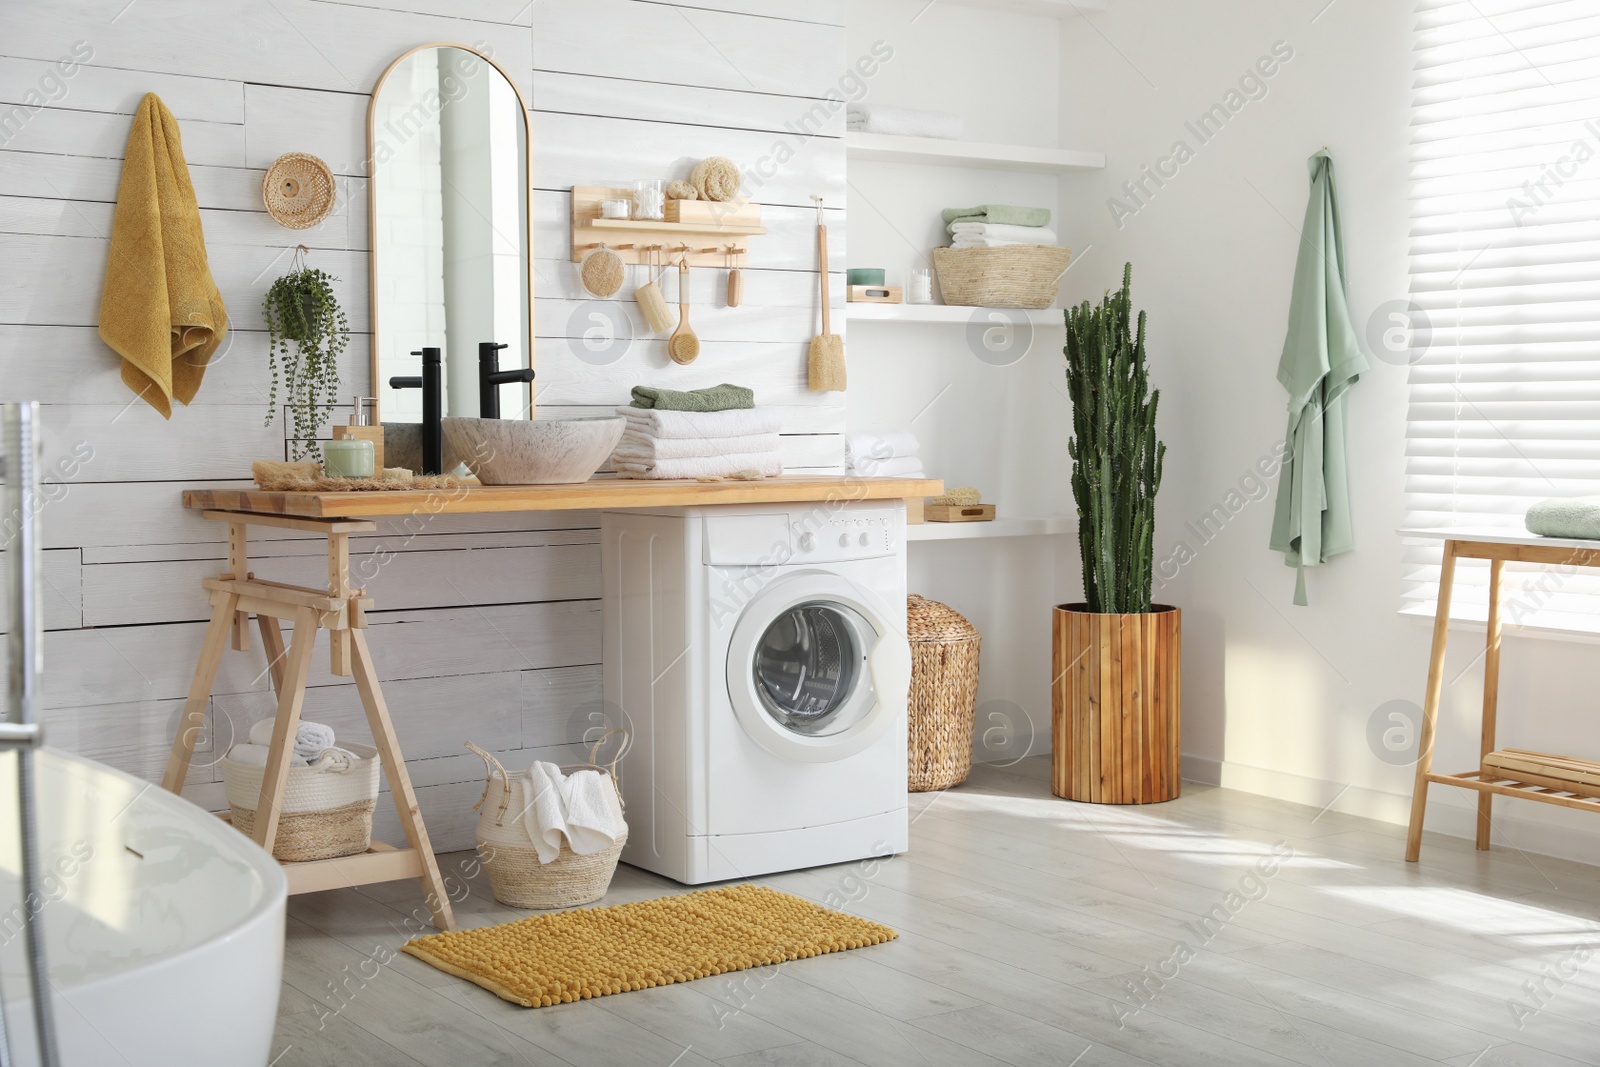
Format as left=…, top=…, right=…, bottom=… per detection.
left=368, top=44, right=533, bottom=446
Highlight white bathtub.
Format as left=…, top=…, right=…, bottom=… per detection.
left=0, top=748, right=287, bottom=1067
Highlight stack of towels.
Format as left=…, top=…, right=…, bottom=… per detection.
left=613, top=383, right=783, bottom=480
left=847, top=103, right=964, bottom=141
left=520, top=760, right=626, bottom=864
left=944, top=204, right=1056, bottom=249
left=228, top=719, right=359, bottom=772
left=846, top=431, right=923, bottom=478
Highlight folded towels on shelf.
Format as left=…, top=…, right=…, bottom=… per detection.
left=614, top=452, right=784, bottom=480
left=846, top=431, right=921, bottom=464
left=613, top=430, right=782, bottom=462
left=949, top=222, right=1059, bottom=247
left=942, top=204, right=1053, bottom=228
left=852, top=455, right=925, bottom=478
left=629, top=383, right=754, bottom=411
left=225, top=743, right=307, bottom=769
left=1526, top=496, right=1600, bottom=540
left=847, top=103, right=964, bottom=140
left=519, top=761, right=626, bottom=864
left=249, top=718, right=337, bottom=763
left=617, top=405, right=782, bottom=439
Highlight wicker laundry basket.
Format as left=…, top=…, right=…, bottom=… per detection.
left=907, top=595, right=982, bottom=792
left=931, top=246, right=1073, bottom=309
left=466, top=733, right=628, bottom=910
left=223, top=741, right=380, bottom=862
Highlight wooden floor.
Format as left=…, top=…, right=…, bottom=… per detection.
left=272, top=757, right=1600, bottom=1066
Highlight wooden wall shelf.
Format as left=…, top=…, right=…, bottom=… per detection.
left=570, top=185, right=766, bottom=268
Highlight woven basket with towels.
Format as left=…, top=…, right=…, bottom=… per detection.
left=931, top=246, right=1073, bottom=309
left=466, top=732, right=628, bottom=910
left=222, top=741, right=380, bottom=861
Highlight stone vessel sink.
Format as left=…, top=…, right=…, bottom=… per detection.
left=441, top=416, right=626, bottom=485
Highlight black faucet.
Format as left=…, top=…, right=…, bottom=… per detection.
left=478, top=342, right=536, bottom=419
left=389, top=347, right=442, bottom=474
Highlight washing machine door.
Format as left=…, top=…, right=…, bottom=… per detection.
left=725, top=571, right=911, bottom=763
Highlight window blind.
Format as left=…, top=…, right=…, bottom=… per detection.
left=1404, top=0, right=1600, bottom=631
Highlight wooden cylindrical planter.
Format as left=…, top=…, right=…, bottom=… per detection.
left=1051, top=604, right=1181, bottom=804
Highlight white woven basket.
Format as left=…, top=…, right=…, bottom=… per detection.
left=222, top=741, right=380, bottom=862
left=466, top=733, right=627, bottom=910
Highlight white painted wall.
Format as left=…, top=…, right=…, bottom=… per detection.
left=846, top=1, right=1080, bottom=767
left=1059, top=0, right=1600, bottom=864
left=0, top=0, right=847, bottom=852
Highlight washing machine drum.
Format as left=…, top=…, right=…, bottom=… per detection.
left=750, top=601, right=875, bottom=736
left=726, top=574, right=912, bottom=764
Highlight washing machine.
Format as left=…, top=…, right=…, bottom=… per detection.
left=602, top=501, right=912, bottom=884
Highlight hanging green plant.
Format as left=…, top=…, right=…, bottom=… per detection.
left=263, top=251, right=348, bottom=461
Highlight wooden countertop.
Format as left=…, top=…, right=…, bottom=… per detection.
left=183, top=476, right=945, bottom=519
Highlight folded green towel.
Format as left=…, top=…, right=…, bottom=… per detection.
left=941, top=204, right=1052, bottom=227
left=1526, top=496, right=1600, bottom=539
left=629, top=383, right=755, bottom=412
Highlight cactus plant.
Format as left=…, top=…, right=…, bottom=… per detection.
left=1063, top=262, right=1165, bottom=614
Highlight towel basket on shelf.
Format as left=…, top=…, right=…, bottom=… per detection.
left=931, top=246, right=1073, bottom=309
left=466, top=732, right=628, bottom=910
left=222, top=741, right=381, bottom=861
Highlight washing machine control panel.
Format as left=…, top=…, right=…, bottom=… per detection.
left=799, top=513, right=897, bottom=562
left=701, top=506, right=902, bottom=565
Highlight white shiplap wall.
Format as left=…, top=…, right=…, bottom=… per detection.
left=0, top=0, right=846, bottom=850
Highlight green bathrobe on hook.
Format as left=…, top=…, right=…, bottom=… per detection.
left=1270, top=150, right=1368, bottom=606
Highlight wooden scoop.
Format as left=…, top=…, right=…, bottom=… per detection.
left=668, top=258, right=700, bottom=365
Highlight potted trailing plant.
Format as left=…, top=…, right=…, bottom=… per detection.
left=1054, top=262, right=1179, bottom=804
left=263, top=255, right=348, bottom=460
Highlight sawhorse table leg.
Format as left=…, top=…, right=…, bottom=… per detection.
left=160, top=514, right=456, bottom=931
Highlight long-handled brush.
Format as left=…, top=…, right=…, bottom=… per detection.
left=807, top=195, right=845, bottom=392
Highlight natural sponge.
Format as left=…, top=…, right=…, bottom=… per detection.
left=929, top=486, right=981, bottom=506
left=690, top=156, right=742, bottom=202
left=665, top=180, right=698, bottom=201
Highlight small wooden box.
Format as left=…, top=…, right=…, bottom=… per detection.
left=848, top=285, right=902, bottom=304
left=925, top=503, right=996, bottom=523
left=664, top=199, right=761, bottom=226
left=906, top=497, right=924, bottom=525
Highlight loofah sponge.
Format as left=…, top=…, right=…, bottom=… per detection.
left=665, top=180, right=698, bottom=201
left=400, top=884, right=896, bottom=1008
left=580, top=246, right=626, bottom=298
left=689, top=156, right=742, bottom=202
left=929, top=486, right=981, bottom=506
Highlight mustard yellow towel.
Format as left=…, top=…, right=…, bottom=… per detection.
left=98, top=93, right=228, bottom=418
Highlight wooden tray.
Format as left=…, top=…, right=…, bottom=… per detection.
left=848, top=285, right=902, bottom=304
left=1482, top=749, right=1600, bottom=799
left=925, top=504, right=995, bottom=523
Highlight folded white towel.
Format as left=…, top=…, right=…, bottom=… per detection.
left=559, top=768, right=625, bottom=856
left=948, top=222, right=1059, bottom=244
left=618, top=406, right=782, bottom=440
left=308, top=746, right=361, bottom=773
left=249, top=719, right=338, bottom=763
left=615, top=451, right=784, bottom=480
left=846, top=431, right=920, bottom=463
left=519, top=761, right=572, bottom=865
left=226, top=743, right=307, bottom=768
left=951, top=236, right=1056, bottom=249
left=612, top=430, right=782, bottom=462
left=851, top=455, right=924, bottom=478
left=847, top=103, right=964, bottom=140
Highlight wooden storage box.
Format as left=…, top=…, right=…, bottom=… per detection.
left=925, top=504, right=996, bottom=523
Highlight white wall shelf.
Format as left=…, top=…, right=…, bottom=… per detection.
left=846, top=132, right=1105, bottom=173
left=846, top=303, right=1065, bottom=325
left=907, top=516, right=1076, bottom=542
left=942, top=0, right=1108, bottom=14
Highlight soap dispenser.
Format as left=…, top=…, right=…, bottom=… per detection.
left=332, top=396, right=384, bottom=471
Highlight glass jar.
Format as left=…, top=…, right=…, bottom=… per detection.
left=908, top=267, right=935, bottom=304
left=633, top=179, right=665, bottom=221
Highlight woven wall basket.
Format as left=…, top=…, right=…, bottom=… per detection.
left=263, top=152, right=336, bottom=229
left=931, top=245, right=1074, bottom=309
left=907, top=595, right=982, bottom=792
left=222, top=741, right=380, bottom=861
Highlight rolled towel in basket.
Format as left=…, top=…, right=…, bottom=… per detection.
left=249, top=718, right=338, bottom=762
left=560, top=769, right=625, bottom=856
left=225, top=743, right=307, bottom=768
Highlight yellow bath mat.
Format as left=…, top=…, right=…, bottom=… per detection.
left=401, top=884, right=896, bottom=1008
